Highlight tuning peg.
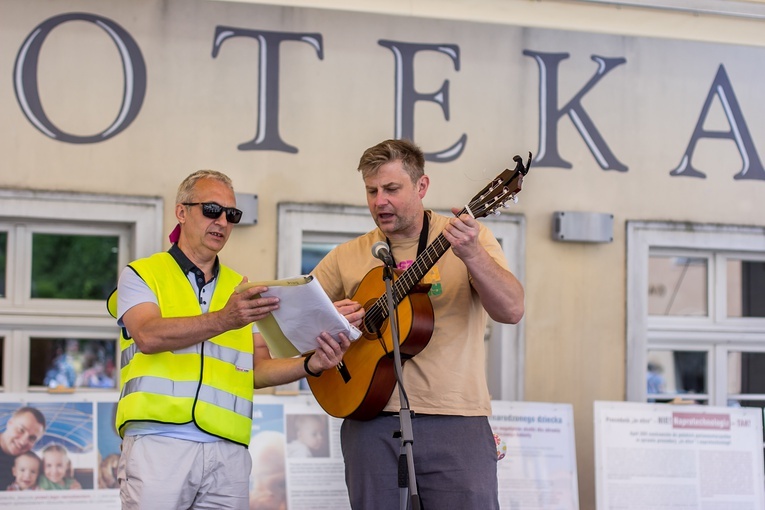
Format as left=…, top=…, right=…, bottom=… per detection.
left=493, top=209, right=502, bottom=216
left=512, top=195, right=518, bottom=204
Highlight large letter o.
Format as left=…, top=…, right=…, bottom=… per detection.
left=14, top=12, right=147, bottom=143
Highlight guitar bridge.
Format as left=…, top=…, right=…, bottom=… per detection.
left=336, top=361, right=351, bottom=383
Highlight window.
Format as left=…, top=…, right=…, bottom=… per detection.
left=727, top=259, right=765, bottom=318
left=0, top=231, right=6, bottom=298
left=1, top=223, right=127, bottom=313
left=646, top=348, right=709, bottom=403
left=30, top=337, right=117, bottom=389
left=0, top=189, right=162, bottom=392
left=31, top=232, right=119, bottom=300
left=0, top=334, right=4, bottom=386
left=628, top=222, right=765, bottom=412
left=648, top=254, right=708, bottom=317
left=277, top=203, right=526, bottom=400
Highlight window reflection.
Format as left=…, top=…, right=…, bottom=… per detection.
left=647, top=350, right=707, bottom=402
left=301, top=243, right=337, bottom=275
left=31, top=233, right=119, bottom=300
left=648, top=256, right=708, bottom=316
left=728, top=351, right=765, bottom=395
left=29, top=338, right=116, bottom=389
left=727, top=259, right=765, bottom=318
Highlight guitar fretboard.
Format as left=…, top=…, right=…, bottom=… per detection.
left=363, top=210, right=465, bottom=334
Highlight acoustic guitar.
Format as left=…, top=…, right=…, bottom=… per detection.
left=308, top=153, right=532, bottom=420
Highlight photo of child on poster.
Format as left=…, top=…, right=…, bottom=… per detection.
left=286, top=414, right=329, bottom=458
left=96, top=402, right=121, bottom=489
left=0, top=401, right=95, bottom=492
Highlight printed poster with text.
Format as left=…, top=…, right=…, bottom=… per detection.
left=249, top=394, right=351, bottom=510
left=594, top=401, right=765, bottom=510
left=490, top=401, right=579, bottom=510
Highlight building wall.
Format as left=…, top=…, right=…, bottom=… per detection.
left=2, top=1, right=764, bottom=507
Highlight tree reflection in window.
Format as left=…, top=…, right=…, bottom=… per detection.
left=31, top=233, right=118, bottom=300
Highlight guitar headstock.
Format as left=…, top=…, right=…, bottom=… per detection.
left=465, top=152, right=532, bottom=219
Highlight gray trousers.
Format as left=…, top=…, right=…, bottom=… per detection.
left=118, top=435, right=252, bottom=510
left=341, top=414, right=500, bottom=510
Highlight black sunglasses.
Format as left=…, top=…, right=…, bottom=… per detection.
left=182, top=202, right=243, bottom=224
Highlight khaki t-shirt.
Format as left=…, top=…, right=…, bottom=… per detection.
left=311, top=211, right=509, bottom=416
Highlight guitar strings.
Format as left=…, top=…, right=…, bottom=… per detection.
left=362, top=213, right=473, bottom=335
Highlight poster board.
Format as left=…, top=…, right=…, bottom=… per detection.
left=490, top=401, right=580, bottom=510
left=594, top=401, right=765, bottom=510
left=0, top=394, right=120, bottom=509
left=0, top=394, right=578, bottom=509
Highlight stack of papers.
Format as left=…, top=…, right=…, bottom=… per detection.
left=236, top=275, right=361, bottom=358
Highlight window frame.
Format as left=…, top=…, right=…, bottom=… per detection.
left=19, top=329, right=121, bottom=393
left=720, top=252, right=765, bottom=322
left=0, top=189, right=163, bottom=393
left=627, top=221, right=765, bottom=403
left=717, top=343, right=765, bottom=406
left=645, top=340, right=714, bottom=404
left=7, top=222, right=129, bottom=313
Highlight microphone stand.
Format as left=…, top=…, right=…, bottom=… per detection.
left=380, top=262, right=421, bottom=510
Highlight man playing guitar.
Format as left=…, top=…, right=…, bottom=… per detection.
left=310, top=138, right=525, bottom=509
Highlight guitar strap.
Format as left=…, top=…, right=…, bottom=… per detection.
left=386, top=211, right=430, bottom=267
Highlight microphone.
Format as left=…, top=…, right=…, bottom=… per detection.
left=371, top=241, right=395, bottom=268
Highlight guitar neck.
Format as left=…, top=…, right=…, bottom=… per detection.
left=396, top=203, right=477, bottom=293
left=365, top=232, right=450, bottom=331
left=391, top=232, right=450, bottom=301
left=370, top=205, right=475, bottom=327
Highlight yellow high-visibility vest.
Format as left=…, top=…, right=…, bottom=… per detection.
left=112, top=252, right=254, bottom=446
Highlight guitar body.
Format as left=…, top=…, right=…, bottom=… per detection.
left=307, top=266, right=434, bottom=420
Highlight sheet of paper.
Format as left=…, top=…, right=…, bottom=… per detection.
left=239, top=276, right=361, bottom=358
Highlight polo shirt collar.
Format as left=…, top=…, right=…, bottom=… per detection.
left=168, top=243, right=220, bottom=284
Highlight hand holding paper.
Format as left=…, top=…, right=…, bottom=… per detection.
left=236, top=275, right=361, bottom=358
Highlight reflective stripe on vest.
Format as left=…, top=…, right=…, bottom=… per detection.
left=114, top=252, right=254, bottom=446
left=121, top=340, right=253, bottom=372
left=120, top=376, right=253, bottom=419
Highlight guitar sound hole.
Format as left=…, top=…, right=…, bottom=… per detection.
left=362, top=319, right=387, bottom=340
left=362, top=303, right=387, bottom=340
